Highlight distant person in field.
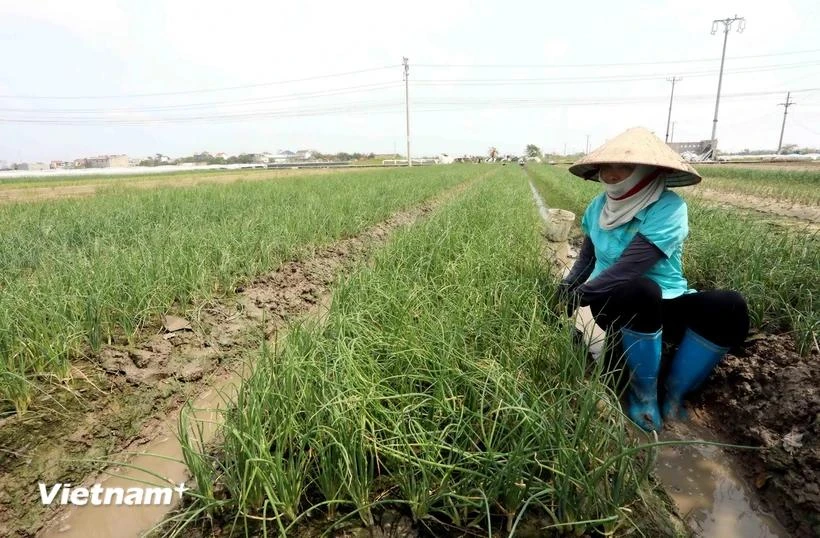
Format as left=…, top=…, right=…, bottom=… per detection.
left=559, top=127, right=749, bottom=432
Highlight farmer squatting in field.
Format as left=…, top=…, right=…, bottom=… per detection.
left=559, top=127, right=750, bottom=432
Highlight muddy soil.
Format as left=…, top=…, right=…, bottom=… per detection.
left=0, top=181, right=471, bottom=538
left=168, top=491, right=682, bottom=538
left=685, top=187, right=820, bottom=229
left=692, top=334, right=820, bottom=536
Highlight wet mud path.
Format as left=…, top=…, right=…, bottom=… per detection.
left=0, top=179, right=476, bottom=538
left=692, top=334, right=820, bottom=536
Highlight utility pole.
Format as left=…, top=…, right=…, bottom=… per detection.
left=777, top=91, right=795, bottom=154
left=585, top=135, right=590, bottom=154
left=403, top=57, right=411, bottom=167
left=563, top=142, right=567, bottom=156
left=665, top=77, right=682, bottom=143
left=709, top=14, right=745, bottom=159
left=670, top=121, right=676, bottom=143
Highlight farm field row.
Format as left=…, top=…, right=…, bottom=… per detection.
left=162, top=166, right=678, bottom=537
left=0, top=166, right=477, bottom=413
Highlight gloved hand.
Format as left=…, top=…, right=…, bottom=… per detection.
left=557, top=280, right=581, bottom=318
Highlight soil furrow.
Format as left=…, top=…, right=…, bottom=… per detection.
left=684, top=186, right=820, bottom=230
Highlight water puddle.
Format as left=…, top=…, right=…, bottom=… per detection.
left=655, top=421, right=789, bottom=538
left=41, top=369, right=243, bottom=538
left=41, top=289, right=336, bottom=538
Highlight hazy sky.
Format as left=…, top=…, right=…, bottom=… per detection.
left=1, top=0, right=818, bottom=162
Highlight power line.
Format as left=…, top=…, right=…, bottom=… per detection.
left=791, top=120, right=820, bottom=136
left=0, top=100, right=407, bottom=125
left=0, top=65, right=398, bottom=100
left=7, top=89, right=819, bottom=126
left=415, top=48, right=820, bottom=68
left=0, top=82, right=402, bottom=114
left=412, top=61, right=817, bottom=86
left=3, top=85, right=816, bottom=121
left=4, top=51, right=818, bottom=101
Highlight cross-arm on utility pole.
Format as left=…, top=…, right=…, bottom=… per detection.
left=709, top=14, right=745, bottom=160
left=777, top=92, right=795, bottom=154
left=665, top=77, right=682, bottom=143
left=403, top=57, right=411, bottom=167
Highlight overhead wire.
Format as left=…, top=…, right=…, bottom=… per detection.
left=0, top=65, right=399, bottom=100
left=3, top=48, right=819, bottom=100
left=413, top=62, right=819, bottom=86
left=0, top=82, right=402, bottom=114
left=414, top=48, right=820, bottom=68
left=1, top=57, right=818, bottom=128
left=5, top=89, right=820, bottom=126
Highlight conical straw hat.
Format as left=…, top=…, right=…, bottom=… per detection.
left=569, top=127, right=701, bottom=187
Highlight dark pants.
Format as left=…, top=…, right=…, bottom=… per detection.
left=587, top=277, right=750, bottom=348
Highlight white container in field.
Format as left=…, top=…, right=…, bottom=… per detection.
left=545, top=208, right=575, bottom=242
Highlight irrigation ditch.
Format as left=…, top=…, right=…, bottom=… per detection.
left=1, top=176, right=477, bottom=537
left=525, top=164, right=819, bottom=537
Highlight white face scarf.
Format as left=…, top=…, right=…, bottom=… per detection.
left=598, top=165, right=665, bottom=230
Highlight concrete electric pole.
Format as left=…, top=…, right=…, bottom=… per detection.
left=709, top=15, right=745, bottom=159
left=665, top=77, right=682, bottom=143
left=403, top=57, right=411, bottom=167
left=585, top=135, right=590, bottom=154
left=777, top=92, right=795, bottom=154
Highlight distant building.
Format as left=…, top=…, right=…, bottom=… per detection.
left=668, top=141, right=713, bottom=156
left=294, top=149, right=314, bottom=160
left=87, top=154, right=129, bottom=168
left=251, top=153, right=270, bottom=164
left=73, top=158, right=89, bottom=168
left=50, top=160, right=69, bottom=169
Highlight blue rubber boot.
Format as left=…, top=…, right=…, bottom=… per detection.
left=663, top=328, right=729, bottom=421
left=620, top=327, right=663, bottom=432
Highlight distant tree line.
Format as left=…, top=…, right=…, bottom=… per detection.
left=138, top=151, right=379, bottom=166
left=738, top=145, right=819, bottom=155
left=312, top=152, right=376, bottom=161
